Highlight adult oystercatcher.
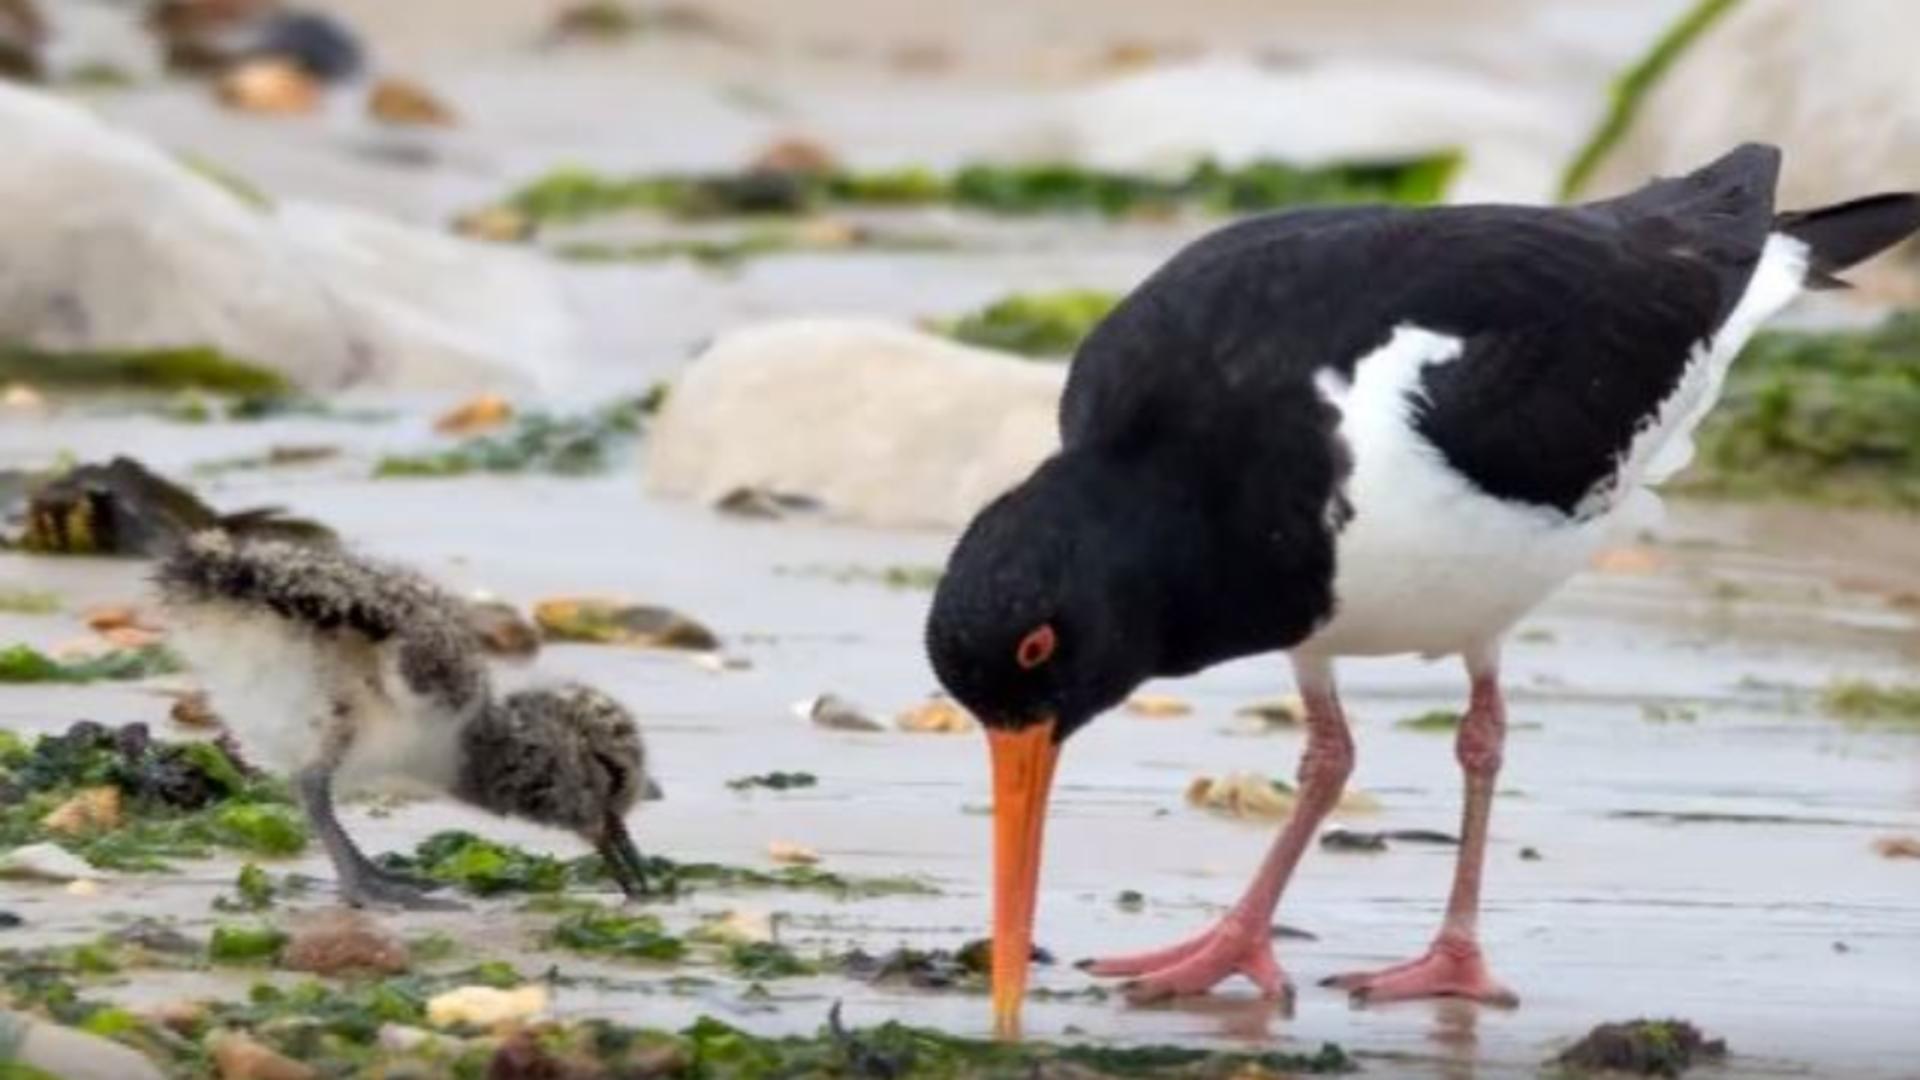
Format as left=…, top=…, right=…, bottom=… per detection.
left=923, top=143, right=1920, bottom=1033
left=156, top=533, right=661, bottom=907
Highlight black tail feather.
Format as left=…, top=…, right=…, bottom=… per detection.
left=1777, top=192, right=1920, bottom=290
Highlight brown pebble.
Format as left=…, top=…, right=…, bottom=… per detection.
left=1873, top=835, right=1920, bottom=859
left=749, top=136, right=837, bottom=176
left=368, top=76, right=457, bottom=126
left=895, top=696, right=976, bottom=734
left=211, top=1031, right=317, bottom=1080
left=434, top=393, right=514, bottom=435
left=280, top=908, right=410, bottom=977
left=41, top=787, right=121, bottom=835
left=170, top=690, right=221, bottom=728
left=217, top=57, right=320, bottom=114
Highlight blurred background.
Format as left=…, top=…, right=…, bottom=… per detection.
left=1, top=2, right=1917, bottom=1077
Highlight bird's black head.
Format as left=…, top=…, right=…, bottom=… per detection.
left=926, top=452, right=1165, bottom=743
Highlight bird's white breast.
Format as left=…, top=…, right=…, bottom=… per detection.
left=1298, top=235, right=1807, bottom=660
left=1299, top=326, right=1612, bottom=659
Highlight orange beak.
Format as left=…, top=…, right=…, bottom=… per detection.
left=987, top=718, right=1060, bottom=1040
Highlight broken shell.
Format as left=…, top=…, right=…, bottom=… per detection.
left=100, top=626, right=166, bottom=650
left=1125, top=693, right=1192, bottom=718
left=217, top=57, right=320, bottom=114
left=695, top=908, right=774, bottom=945
left=533, top=597, right=720, bottom=651
left=425, top=984, right=549, bottom=1028
left=433, top=393, right=513, bottom=435
left=1873, top=835, right=1920, bottom=859
left=211, top=1030, right=316, bottom=1080
left=169, top=690, right=221, bottom=728
left=750, top=136, right=837, bottom=176
left=1591, top=545, right=1662, bottom=575
left=894, top=696, right=975, bottom=734
left=41, top=786, right=122, bottom=835
left=83, top=604, right=149, bottom=633
left=767, top=840, right=819, bottom=865
left=368, top=76, right=456, bottom=126
left=797, top=693, right=885, bottom=732
left=452, top=206, right=533, bottom=244
left=0, top=842, right=104, bottom=882
left=2, top=383, right=46, bottom=410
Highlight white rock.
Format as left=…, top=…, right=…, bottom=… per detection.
left=425, top=984, right=549, bottom=1028
left=645, top=319, right=1062, bottom=531
left=0, top=83, right=579, bottom=392
left=0, top=842, right=104, bottom=883
left=1576, top=0, right=1920, bottom=294
left=0, top=1010, right=167, bottom=1080
left=1018, top=56, right=1568, bottom=204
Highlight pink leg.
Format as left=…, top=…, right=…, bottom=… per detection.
left=1087, top=655, right=1354, bottom=1006
left=1323, top=649, right=1517, bottom=1007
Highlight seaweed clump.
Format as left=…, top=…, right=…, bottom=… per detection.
left=1556, top=1018, right=1727, bottom=1077
left=0, top=721, right=304, bottom=870
left=373, top=397, right=649, bottom=478
left=494, top=153, right=1460, bottom=225
left=1681, top=312, right=1920, bottom=509
left=937, top=289, right=1120, bottom=358
left=381, top=830, right=936, bottom=900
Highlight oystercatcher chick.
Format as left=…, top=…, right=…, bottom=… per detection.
left=156, top=533, right=659, bottom=908
left=924, top=143, right=1920, bottom=1032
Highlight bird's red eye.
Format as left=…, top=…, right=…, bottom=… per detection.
left=1015, top=624, right=1056, bottom=670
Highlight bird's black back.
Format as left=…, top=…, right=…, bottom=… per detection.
left=1061, top=144, right=1782, bottom=519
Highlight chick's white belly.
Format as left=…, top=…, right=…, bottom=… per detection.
left=166, top=604, right=457, bottom=792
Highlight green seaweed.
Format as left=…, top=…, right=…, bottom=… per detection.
left=176, top=153, right=275, bottom=213
left=208, top=923, right=288, bottom=965
left=726, top=770, right=818, bottom=792
left=0, top=643, right=183, bottom=684
left=377, top=830, right=573, bottom=896
left=546, top=904, right=688, bottom=962
left=1559, top=0, right=1746, bottom=199
left=384, top=829, right=937, bottom=899
left=0, top=958, right=1357, bottom=1079
left=494, top=153, right=1460, bottom=226
left=0, top=589, right=59, bottom=614
left=939, top=289, right=1120, bottom=358
left=727, top=941, right=818, bottom=980
left=775, top=563, right=945, bottom=590
left=0, top=722, right=304, bottom=870
left=0, top=343, right=288, bottom=395
left=1679, top=312, right=1920, bottom=509
left=1395, top=709, right=1462, bottom=733
left=374, top=397, right=647, bottom=478
left=214, top=864, right=279, bottom=912
left=1820, top=678, right=1920, bottom=725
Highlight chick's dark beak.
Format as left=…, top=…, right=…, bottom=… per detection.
left=987, top=718, right=1060, bottom=1039
left=595, top=812, right=653, bottom=899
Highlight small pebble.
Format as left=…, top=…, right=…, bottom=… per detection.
left=280, top=907, right=411, bottom=976
left=211, top=1030, right=316, bottom=1080
left=1319, top=828, right=1388, bottom=853
left=1519, top=846, right=1544, bottom=861
left=798, top=693, right=885, bottom=732
left=895, top=695, right=975, bottom=734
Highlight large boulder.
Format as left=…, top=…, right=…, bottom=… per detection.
left=1574, top=0, right=1920, bottom=296
left=0, top=83, right=577, bottom=391
left=644, top=320, right=1063, bottom=531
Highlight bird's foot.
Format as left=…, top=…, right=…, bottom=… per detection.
left=1320, top=934, right=1516, bottom=1007
left=1082, top=914, right=1292, bottom=1007
left=340, top=869, right=466, bottom=912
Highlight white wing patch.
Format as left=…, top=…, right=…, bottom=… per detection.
left=1606, top=234, right=1810, bottom=502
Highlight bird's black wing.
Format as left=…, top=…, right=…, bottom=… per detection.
left=1061, top=146, right=1780, bottom=517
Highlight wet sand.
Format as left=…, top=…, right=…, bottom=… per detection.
left=4, top=424, right=1919, bottom=1075
left=6, top=0, right=1920, bottom=1074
